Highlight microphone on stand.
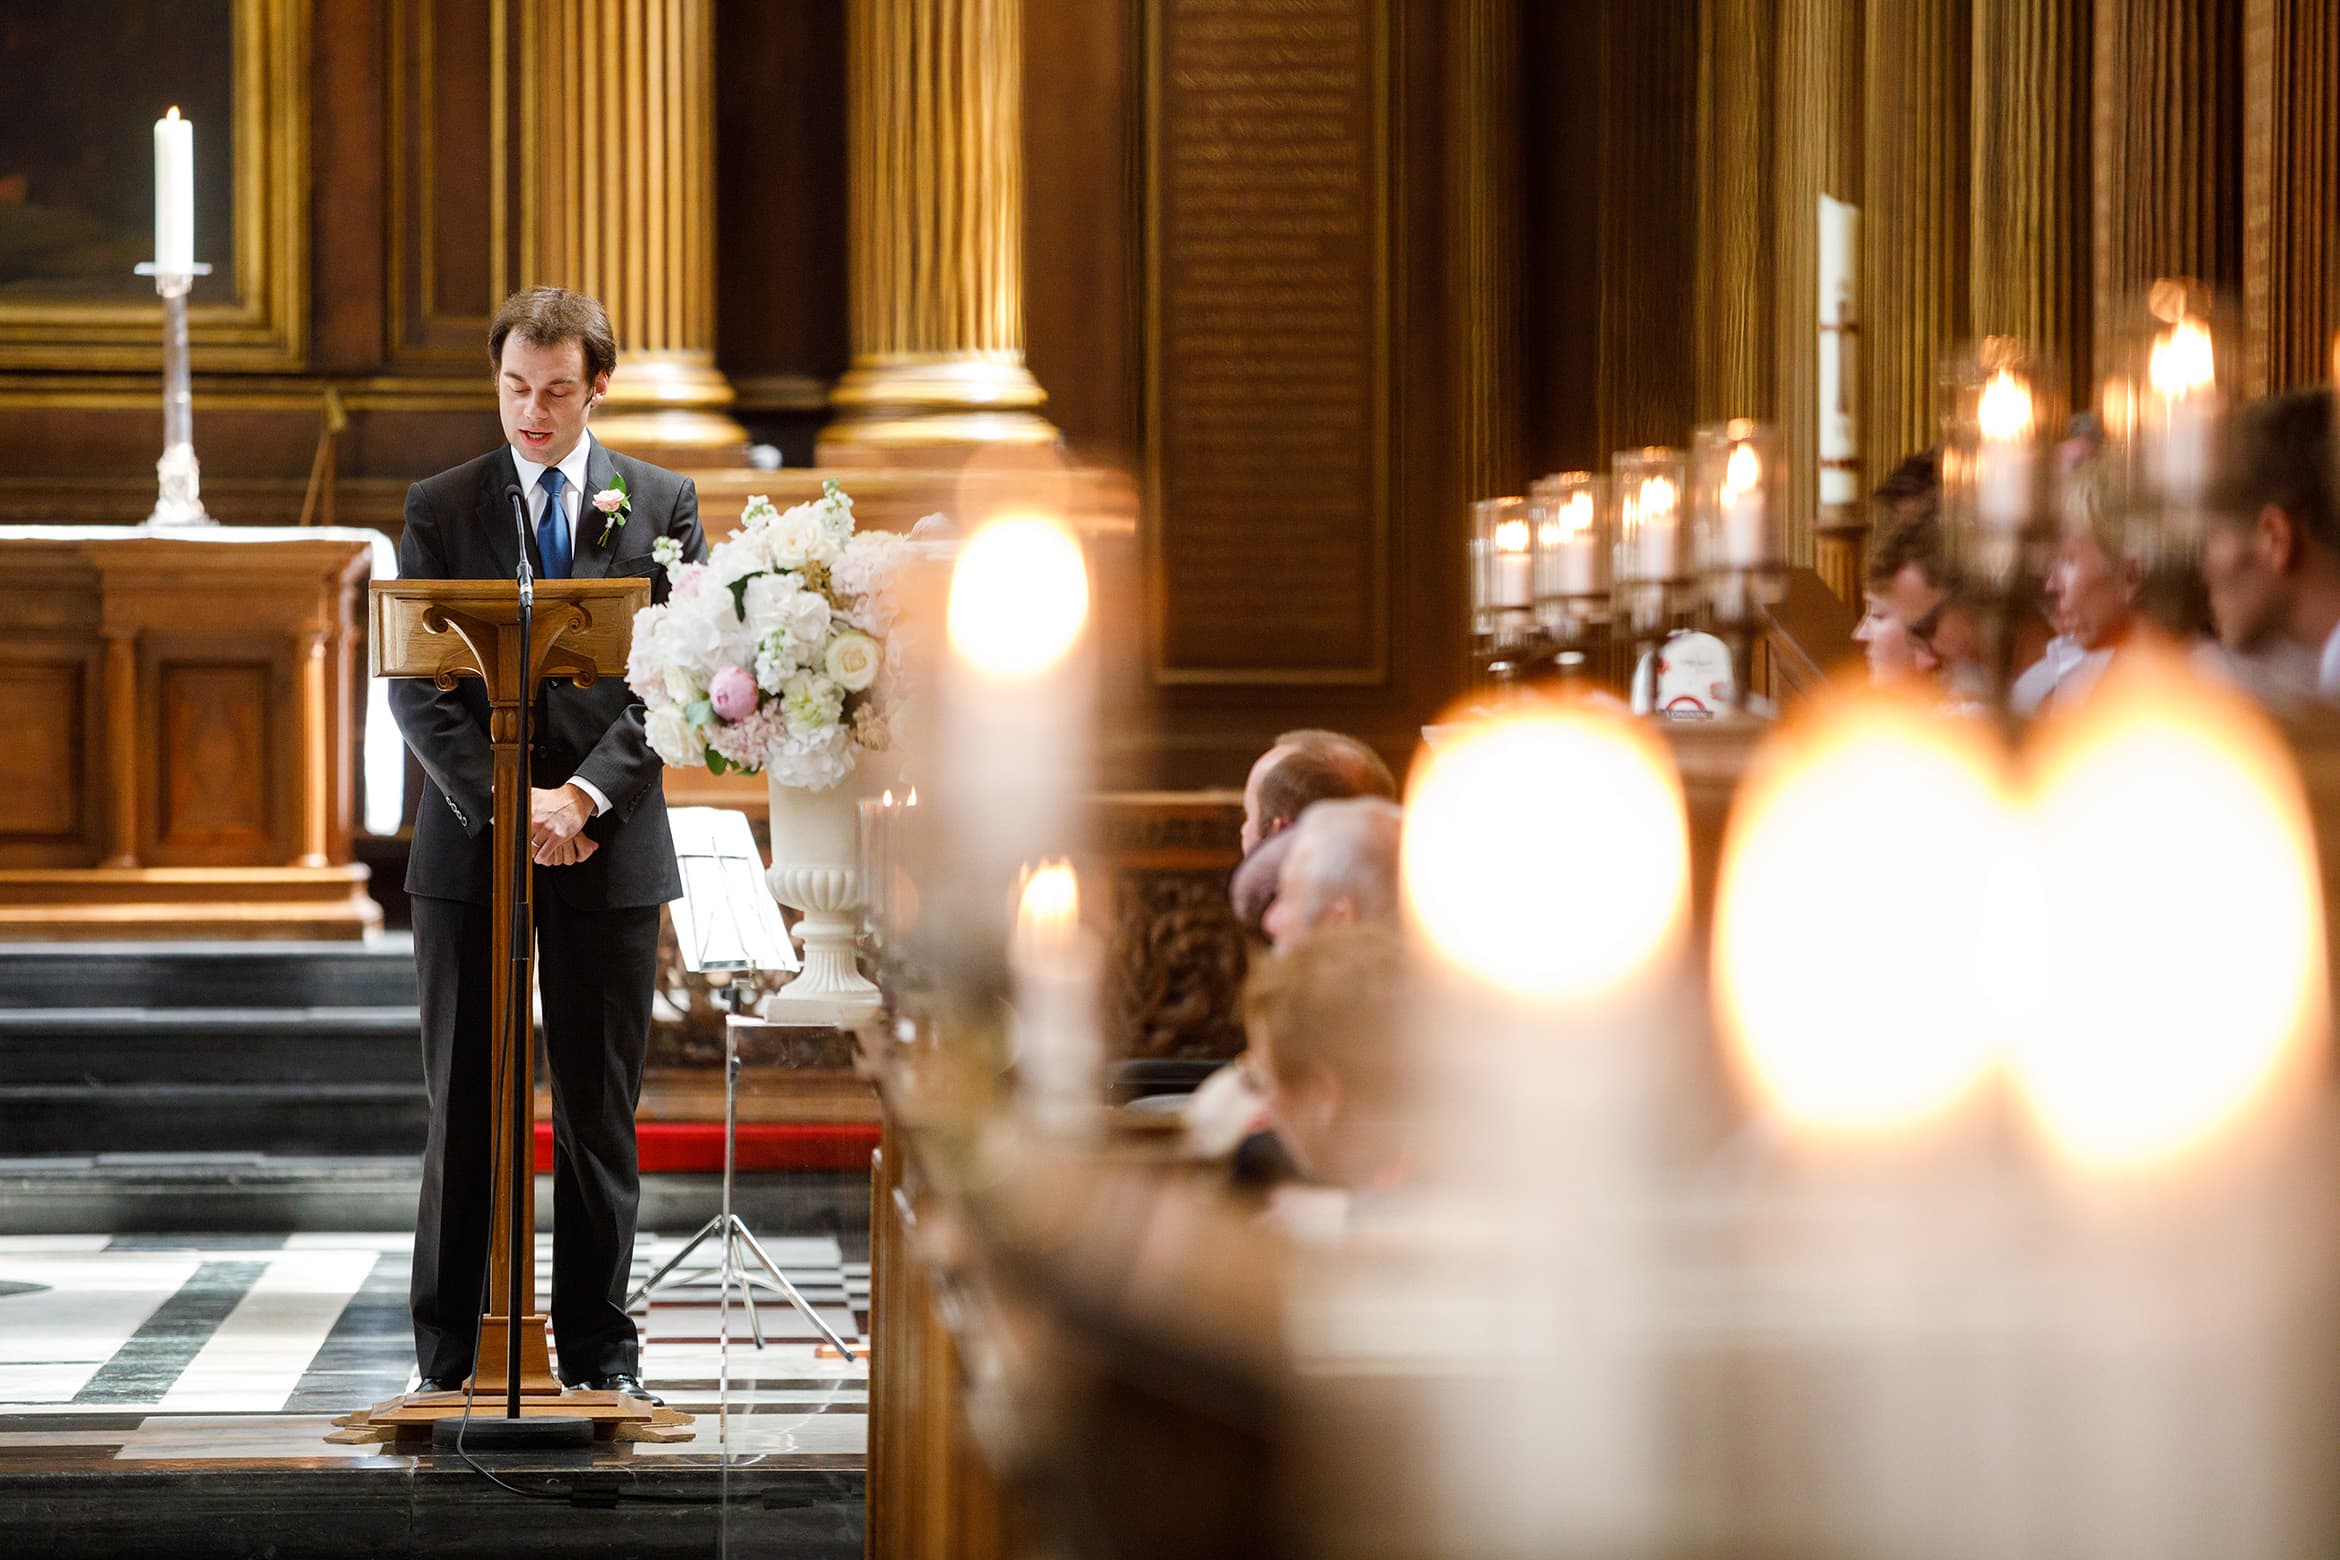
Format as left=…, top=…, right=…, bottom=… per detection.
left=504, top=481, right=533, bottom=608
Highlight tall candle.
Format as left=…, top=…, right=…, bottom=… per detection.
left=1495, top=515, right=1533, bottom=607
left=1633, top=475, right=1679, bottom=581
left=1720, top=442, right=1765, bottom=567
left=154, top=107, right=194, bottom=274
left=1818, top=195, right=1861, bottom=508
left=1541, top=491, right=1599, bottom=598
left=1976, top=369, right=2036, bottom=531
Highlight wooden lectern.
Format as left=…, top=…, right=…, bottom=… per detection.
left=352, top=576, right=661, bottom=1439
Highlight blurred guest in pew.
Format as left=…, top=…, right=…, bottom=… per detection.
left=1188, top=797, right=1405, bottom=1179
left=2201, top=387, right=2340, bottom=702
left=1241, top=924, right=1414, bottom=1237
left=1241, top=729, right=1394, bottom=858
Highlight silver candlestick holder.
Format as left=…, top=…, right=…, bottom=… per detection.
left=134, top=261, right=215, bottom=526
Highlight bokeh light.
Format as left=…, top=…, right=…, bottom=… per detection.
left=946, top=512, right=1091, bottom=680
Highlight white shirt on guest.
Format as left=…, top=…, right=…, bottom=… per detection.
left=2010, top=634, right=2089, bottom=715
left=507, top=430, right=611, bottom=818
left=509, top=430, right=597, bottom=562
left=2317, top=621, right=2340, bottom=699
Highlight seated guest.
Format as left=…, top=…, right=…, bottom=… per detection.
left=1262, top=798, right=1404, bottom=952
left=1188, top=798, right=1405, bottom=1172
left=1274, top=726, right=1399, bottom=800
left=2201, top=387, right=2340, bottom=699
left=1242, top=924, right=1413, bottom=1209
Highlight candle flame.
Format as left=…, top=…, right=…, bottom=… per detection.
left=166, top=106, right=181, bottom=121
left=947, top=512, right=1091, bottom=681
left=1404, top=707, right=1686, bottom=1002
left=1012, top=859, right=1082, bottom=963
left=1977, top=368, right=2036, bottom=441
left=2014, top=655, right=2323, bottom=1172
left=1715, top=692, right=2011, bottom=1135
left=1539, top=490, right=1594, bottom=548
left=906, top=785, right=918, bottom=806
left=1638, top=474, right=1677, bottom=518
left=1493, top=516, right=1531, bottom=554
left=881, top=788, right=894, bottom=807
left=2148, top=317, right=2216, bottom=398
left=1722, top=441, right=1760, bottom=498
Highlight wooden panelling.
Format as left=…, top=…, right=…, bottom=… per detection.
left=2241, top=0, right=2340, bottom=394
left=2091, top=0, right=2243, bottom=371
left=1862, top=0, right=1970, bottom=469
left=0, top=664, right=88, bottom=841
left=387, top=0, right=514, bottom=366
left=1971, top=0, right=2093, bottom=396
left=1594, top=0, right=1698, bottom=456
left=154, top=662, right=277, bottom=862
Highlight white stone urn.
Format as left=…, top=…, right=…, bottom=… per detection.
left=761, top=773, right=881, bottom=1022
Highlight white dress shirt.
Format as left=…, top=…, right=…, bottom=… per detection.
left=2318, top=620, right=2340, bottom=700
left=508, top=431, right=611, bottom=819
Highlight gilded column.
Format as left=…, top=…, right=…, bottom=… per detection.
left=1694, top=0, right=1776, bottom=426
left=1970, top=0, right=2090, bottom=395
left=1450, top=0, right=1524, bottom=498
left=821, top=0, right=1056, bottom=462
left=1773, top=0, right=1860, bottom=567
left=2091, top=0, right=2242, bottom=378
left=2241, top=0, right=2338, bottom=395
left=521, top=0, right=746, bottom=452
left=1862, top=0, right=1970, bottom=475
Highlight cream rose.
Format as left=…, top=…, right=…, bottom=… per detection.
left=824, top=631, right=880, bottom=692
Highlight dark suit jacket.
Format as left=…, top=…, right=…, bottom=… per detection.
left=390, top=439, right=708, bottom=910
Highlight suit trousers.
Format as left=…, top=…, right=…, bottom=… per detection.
left=409, top=887, right=659, bottom=1383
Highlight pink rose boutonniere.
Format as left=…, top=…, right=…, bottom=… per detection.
left=591, top=472, right=632, bottom=547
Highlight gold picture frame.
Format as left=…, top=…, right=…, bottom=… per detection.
left=0, top=0, right=309, bottom=371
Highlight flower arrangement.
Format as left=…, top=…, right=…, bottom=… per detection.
left=628, top=479, right=915, bottom=791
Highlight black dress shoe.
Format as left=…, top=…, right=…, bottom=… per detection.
left=414, top=1375, right=467, bottom=1395
left=579, top=1372, right=663, bottom=1406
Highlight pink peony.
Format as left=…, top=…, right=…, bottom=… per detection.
left=708, top=664, right=759, bottom=721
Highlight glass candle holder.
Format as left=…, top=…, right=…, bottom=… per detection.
left=2104, top=278, right=2236, bottom=570
left=1528, top=471, right=1608, bottom=640
left=1942, top=336, right=2057, bottom=599
left=1690, top=419, right=1785, bottom=624
left=1470, top=496, right=1534, bottom=629
left=1611, top=446, right=1688, bottom=637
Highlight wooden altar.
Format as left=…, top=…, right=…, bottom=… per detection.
left=0, top=528, right=383, bottom=941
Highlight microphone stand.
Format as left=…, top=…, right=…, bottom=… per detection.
left=504, top=481, right=532, bottom=1423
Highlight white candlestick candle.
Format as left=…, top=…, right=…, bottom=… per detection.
left=1495, top=515, right=1533, bottom=608
left=1634, top=477, right=1679, bottom=582
left=1720, top=443, right=1766, bottom=567
left=1975, top=369, right=2036, bottom=532
left=154, top=107, right=194, bottom=275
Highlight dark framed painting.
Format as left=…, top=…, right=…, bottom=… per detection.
left=0, top=0, right=307, bottom=369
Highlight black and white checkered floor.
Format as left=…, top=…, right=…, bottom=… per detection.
left=0, top=1231, right=869, bottom=1466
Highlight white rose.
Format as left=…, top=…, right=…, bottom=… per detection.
left=763, top=504, right=829, bottom=570
left=645, top=705, right=698, bottom=767
left=824, top=631, right=880, bottom=692
left=663, top=664, right=700, bottom=709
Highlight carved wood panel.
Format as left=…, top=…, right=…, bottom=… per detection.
left=0, top=661, right=89, bottom=845
left=152, top=661, right=277, bottom=863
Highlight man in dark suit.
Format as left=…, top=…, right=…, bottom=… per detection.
left=389, top=286, right=706, bottom=1401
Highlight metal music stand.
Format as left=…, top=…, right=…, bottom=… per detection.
left=628, top=809, right=859, bottom=1360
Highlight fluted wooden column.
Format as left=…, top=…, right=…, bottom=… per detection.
left=1450, top=0, right=1525, bottom=498
left=1862, top=0, right=1970, bottom=472
left=521, top=0, right=746, bottom=451
left=822, top=0, right=1056, bottom=462
left=1773, top=0, right=1860, bottom=567
left=1694, top=0, right=1776, bottom=426
left=1970, top=0, right=2091, bottom=395
left=2091, top=0, right=2242, bottom=377
left=2241, top=0, right=2338, bottom=394
left=1594, top=2, right=1697, bottom=456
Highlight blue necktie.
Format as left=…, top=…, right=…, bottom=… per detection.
left=537, top=467, right=571, bottom=580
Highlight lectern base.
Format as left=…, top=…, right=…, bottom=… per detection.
left=430, top=1413, right=595, bottom=1450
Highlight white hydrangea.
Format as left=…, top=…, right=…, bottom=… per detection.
left=831, top=530, right=909, bottom=636
left=704, top=531, right=767, bottom=588
left=625, top=603, right=670, bottom=699
left=740, top=571, right=803, bottom=635
left=778, top=671, right=844, bottom=737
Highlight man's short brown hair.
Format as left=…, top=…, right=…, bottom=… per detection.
left=489, top=286, right=618, bottom=384
left=1254, top=747, right=1356, bottom=838
left=1273, top=728, right=1398, bottom=799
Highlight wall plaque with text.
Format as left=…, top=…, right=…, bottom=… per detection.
left=1147, top=0, right=1390, bottom=684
